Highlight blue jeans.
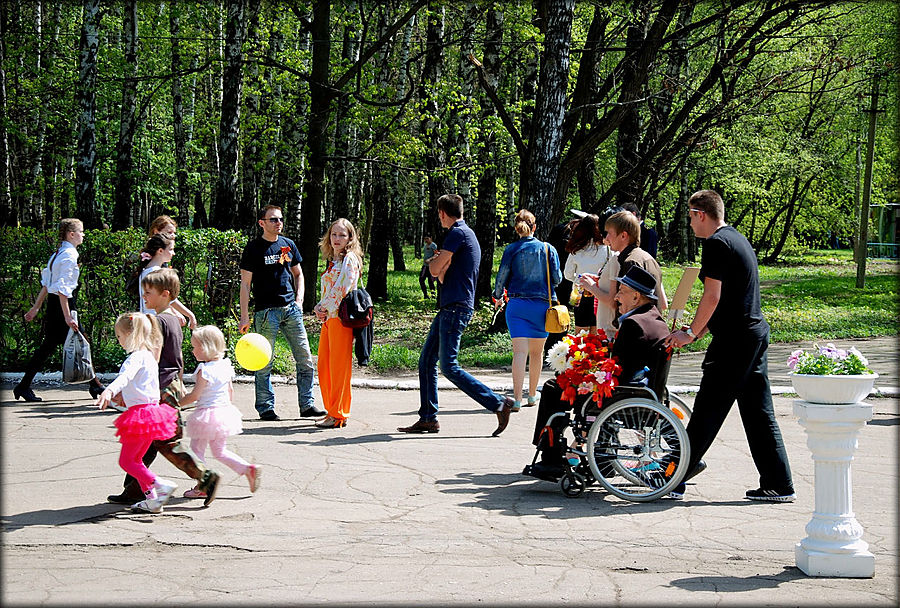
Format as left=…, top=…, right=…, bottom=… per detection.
left=418, top=304, right=504, bottom=421
left=253, top=302, right=315, bottom=415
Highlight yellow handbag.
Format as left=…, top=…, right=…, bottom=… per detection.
left=544, top=244, right=570, bottom=333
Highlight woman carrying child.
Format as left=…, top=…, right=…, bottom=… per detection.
left=312, top=218, right=363, bottom=429
left=181, top=325, right=260, bottom=497
left=95, top=313, right=179, bottom=514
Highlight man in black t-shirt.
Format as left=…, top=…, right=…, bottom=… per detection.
left=665, top=190, right=794, bottom=503
left=239, top=205, right=325, bottom=421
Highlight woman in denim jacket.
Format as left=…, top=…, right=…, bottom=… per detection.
left=493, top=209, right=562, bottom=411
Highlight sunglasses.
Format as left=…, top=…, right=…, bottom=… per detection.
left=265, top=217, right=284, bottom=224
left=689, top=208, right=705, bottom=215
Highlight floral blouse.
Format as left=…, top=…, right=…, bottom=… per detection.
left=318, top=251, right=361, bottom=319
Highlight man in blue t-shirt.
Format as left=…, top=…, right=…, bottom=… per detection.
left=239, top=205, right=325, bottom=421
left=665, top=190, right=794, bottom=503
left=398, top=194, right=514, bottom=436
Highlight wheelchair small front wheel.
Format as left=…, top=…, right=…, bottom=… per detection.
left=586, top=397, right=690, bottom=502
left=560, top=472, right=586, bottom=498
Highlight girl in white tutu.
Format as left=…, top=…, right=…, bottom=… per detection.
left=180, top=325, right=260, bottom=497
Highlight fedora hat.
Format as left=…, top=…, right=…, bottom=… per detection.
left=614, top=266, right=658, bottom=301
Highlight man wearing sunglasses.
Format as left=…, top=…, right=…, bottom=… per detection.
left=664, top=190, right=794, bottom=503
left=239, top=205, right=326, bottom=421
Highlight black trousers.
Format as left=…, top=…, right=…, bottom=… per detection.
left=419, top=264, right=436, bottom=296
left=21, top=295, right=77, bottom=388
left=685, top=331, right=794, bottom=491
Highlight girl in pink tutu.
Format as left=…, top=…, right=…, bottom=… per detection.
left=180, top=325, right=260, bottom=497
left=95, top=313, right=179, bottom=514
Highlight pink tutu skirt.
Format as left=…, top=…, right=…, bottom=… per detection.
left=114, top=402, right=178, bottom=443
left=185, top=405, right=244, bottom=441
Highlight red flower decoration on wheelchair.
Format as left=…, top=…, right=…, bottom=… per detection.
left=545, top=330, right=621, bottom=405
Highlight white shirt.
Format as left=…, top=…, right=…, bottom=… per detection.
left=138, top=265, right=162, bottom=314
left=41, top=241, right=80, bottom=298
left=106, top=349, right=160, bottom=407
left=193, top=358, right=235, bottom=409
left=564, top=244, right=613, bottom=282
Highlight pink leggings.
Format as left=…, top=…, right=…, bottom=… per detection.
left=190, top=437, right=250, bottom=476
left=119, top=435, right=156, bottom=493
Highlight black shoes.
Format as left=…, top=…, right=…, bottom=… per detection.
left=300, top=405, right=327, bottom=418
left=523, top=461, right=566, bottom=483
left=13, top=384, right=42, bottom=402
left=259, top=410, right=281, bottom=421
left=88, top=382, right=106, bottom=399
left=108, top=490, right=144, bottom=505
left=198, top=470, right=221, bottom=507
left=746, top=487, right=796, bottom=502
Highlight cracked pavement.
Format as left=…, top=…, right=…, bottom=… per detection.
left=2, top=378, right=897, bottom=605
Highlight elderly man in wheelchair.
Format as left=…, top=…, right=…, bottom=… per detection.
left=523, top=266, right=696, bottom=501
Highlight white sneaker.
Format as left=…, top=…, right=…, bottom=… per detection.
left=153, top=478, right=178, bottom=506
left=130, top=498, right=163, bottom=514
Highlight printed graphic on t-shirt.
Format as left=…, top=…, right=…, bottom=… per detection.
left=264, top=246, right=292, bottom=266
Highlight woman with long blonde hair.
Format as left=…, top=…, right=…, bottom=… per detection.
left=312, top=218, right=364, bottom=428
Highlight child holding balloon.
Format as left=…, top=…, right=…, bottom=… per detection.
left=180, top=325, right=260, bottom=496
left=312, top=218, right=363, bottom=429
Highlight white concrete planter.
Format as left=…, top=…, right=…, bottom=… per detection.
left=794, top=400, right=874, bottom=577
left=789, top=373, right=878, bottom=405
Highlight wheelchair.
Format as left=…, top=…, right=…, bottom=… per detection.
left=525, top=345, right=691, bottom=502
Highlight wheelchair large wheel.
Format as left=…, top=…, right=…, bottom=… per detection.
left=585, top=397, right=690, bottom=502
left=667, top=391, right=692, bottom=424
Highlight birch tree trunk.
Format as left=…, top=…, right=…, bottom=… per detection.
left=27, top=0, right=46, bottom=227
left=170, top=2, right=189, bottom=225
left=112, top=0, right=138, bottom=229
left=0, top=8, right=11, bottom=226
left=74, top=0, right=102, bottom=228
left=211, top=0, right=247, bottom=229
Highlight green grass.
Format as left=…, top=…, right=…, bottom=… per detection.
left=259, top=246, right=898, bottom=373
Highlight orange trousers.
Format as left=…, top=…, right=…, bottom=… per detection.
left=318, top=318, right=354, bottom=420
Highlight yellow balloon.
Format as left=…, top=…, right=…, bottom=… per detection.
left=235, top=333, right=273, bottom=371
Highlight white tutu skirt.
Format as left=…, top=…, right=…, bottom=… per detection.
left=185, top=405, right=244, bottom=440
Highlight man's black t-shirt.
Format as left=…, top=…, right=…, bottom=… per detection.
left=240, top=236, right=303, bottom=311
left=699, top=225, right=768, bottom=337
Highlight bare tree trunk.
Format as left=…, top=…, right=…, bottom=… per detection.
left=474, top=7, right=503, bottom=302
left=170, top=2, right=189, bottom=225
left=259, top=24, right=283, bottom=209
left=0, top=5, right=11, bottom=226
left=521, top=0, right=574, bottom=238
left=112, top=0, right=138, bottom=229
left=239, top=0, right=262, bottom=229
left=211, top=0, right=247, bottom=230
left=328, top=0, right=359, bottom=224
left=420, top=6, right=452, bottom=243
left=74, top=0, right=102, bottom=228
left=26, top=0, right=46, bottom=228
left=453, top=3, right=479, bottom=205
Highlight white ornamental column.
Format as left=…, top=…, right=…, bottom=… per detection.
left=793, top=399, right=874, bottom=577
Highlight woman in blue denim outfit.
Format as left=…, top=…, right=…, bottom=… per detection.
left=493, top=209, right=562, bottom=411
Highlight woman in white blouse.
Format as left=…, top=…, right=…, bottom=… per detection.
left=16, top=218, right=105, bottom=402
left=563, top=213, right=617, bottom=337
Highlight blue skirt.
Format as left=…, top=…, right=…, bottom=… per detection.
left=505, top=298, right=549, bottom=338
